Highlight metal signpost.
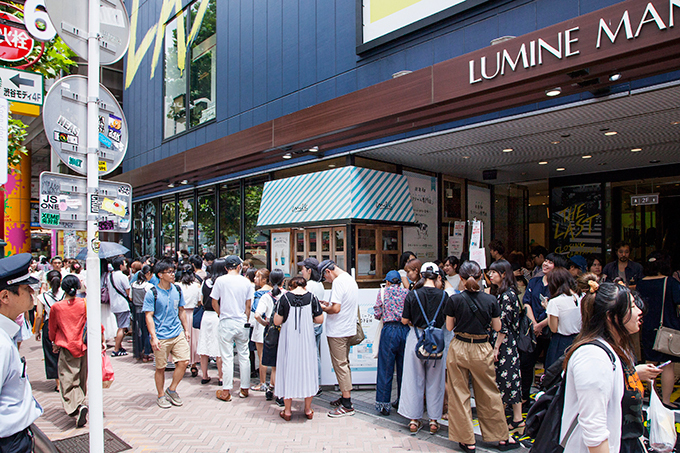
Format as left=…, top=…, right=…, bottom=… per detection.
left=42, top=1, right=130, bottom=451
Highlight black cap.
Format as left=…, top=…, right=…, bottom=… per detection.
left=318, top=259, right=335, bottom=282
left=0, top=253, right=40, bottom=290
left=224, top=255, right=242, bottom=269
left=297, top=257, right=319, bottom=270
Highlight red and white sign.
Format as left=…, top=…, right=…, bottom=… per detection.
left=0, top=12, right=34, bottom=62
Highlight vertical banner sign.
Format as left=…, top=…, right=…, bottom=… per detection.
left=469, top=220, right=487, bottom=269
left=403, top=171, right=438, bottom=262
left=0, top=98, right=7, bottom=184
left=447, top=221, right=465, bottom=258
left=551, top=184, right=603, bottom=257
left=271, top=231, right=290, bottom=276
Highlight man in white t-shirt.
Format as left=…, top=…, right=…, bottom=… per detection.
left=318, top=260, right=358, bottom=417
left=108, top=256, right=132, bottom=356
left=211, top=255, right=254, bottom=402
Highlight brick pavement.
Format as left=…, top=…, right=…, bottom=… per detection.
left=23, top=337, right=522, bottom=452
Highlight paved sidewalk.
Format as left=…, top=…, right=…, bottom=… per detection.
left=24, top=337, right=522, bottom=452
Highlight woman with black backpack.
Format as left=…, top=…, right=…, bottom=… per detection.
left=398, top=262, right=448, bottom=435
left=444, top=260, right=518, bottom=452
left=487, top=259, right=525, bottom=435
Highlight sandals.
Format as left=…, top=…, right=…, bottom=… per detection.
left=429, top=420, right=439, bottom=434
left=201, top=378, right=211, bottom=385
left=279, top=410, right=291, bottom=421
left=459, top=443, right=476, bottom=452
left=215, top=390, right=232, bottom=402
left=409, top=420, right=423, bottom=434
left=190, top=365, right=198, bottom=377
left=498, top=439, right=520, bottom=451
left=305, top=410, right=314, bottom=420
left=112, top=349, right=127, bottom=357
left=508, top=419, right=525, bottom=434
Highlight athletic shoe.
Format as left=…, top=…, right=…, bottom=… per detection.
left=328, top=405, right=355, bottom=418
left=76, top=405, right=88, bottom=427
left=330, top=397, right=342, bottom=407
left=265, top=390, right=273, bottom=401
left=157, top=396, right=172, bottom=409
left=164, top=388, right=183, bottom=406
left=275, top=397, right=285, bottom=407
left=380, top=408, right=390, bottom=416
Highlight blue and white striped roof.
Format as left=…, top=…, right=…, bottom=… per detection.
left=256, top=166, right=417, bottom=228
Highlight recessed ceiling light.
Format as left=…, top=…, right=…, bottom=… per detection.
left=609, top=73, right=622, bottom=82
left=528, top=204, right=532, bottom=207
left=546, top=87, right=562, bottom=97
left=282, top=153, right=292, bottom=159
left=308, top=146, right=319, bottom=153
left=542, top=202, right=546, bottom=205
left=556, top=167, right=566, bottom=171
left=462, top=156, right=470, bottom=159
left=167, top=183, right=175, bottom=188
left=650, top=160, right=661, bottom=164
left=551, top=141, right=560, bottom=145
left=604, top=131, right=618, bottom=136
left=582, top=155, right=592, bottom=159
left=503, top=148, right=513, bottom=153
left=631, top=148, right=642, bottom=152
left=671, top=121, right=680, bottom=125
left=328, top=164, right=336, bottom=168
left=180, top=179, right=188, bottom=185
left=538, top=161, right=548, bottom=165
left=536, top=192, right=541, bottom=195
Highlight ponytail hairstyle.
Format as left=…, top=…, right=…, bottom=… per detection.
left=61, top=274, right=81, bottom=297
left=565, top=281, right=636, bottom=369
left=178, top=263, right=196, bottom=285
left=256, top=268, right=271, bottom=286
left=270, top=269, right=285, bottom=297
left=46, top=270, right=62, bottom=294
left=138, top=265, right=152, bottom=284
left=459, top=260, right=483, bottom=292
left=288, top=276, right=307, bottom=290
left=576, top=272, right=599, bottom=296
left=413, top=262, right=440, bottom=290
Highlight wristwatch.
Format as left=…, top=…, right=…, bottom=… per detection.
left=244, top=323, right=251, bottom=328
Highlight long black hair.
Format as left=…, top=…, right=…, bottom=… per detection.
left=459, top=260, right=483, bottom=292
left=137, top=265, right=152, bottom=284
left=209, top=260, right=227, bottom=283
left=270, top=269, right=285, bottom=297
left=488, top=259, right=517, bottom=295
left=61, top=274, right=81, bottom=297
left=46, top=270, right=62, bottom=294
left=399, top=251, right=416, bottom=270
left=178, top=263, right=196, bottom=285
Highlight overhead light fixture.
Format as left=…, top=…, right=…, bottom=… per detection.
left=556, top=167, right=566, bottom=171
left=462, top=156, right=470, bottom=159
left=545, top=87, right=562, bottom=97
left=604, top=131, right=618, bottom=136
left=328, top=164, right=336, bottom=168
left=167, top=182, right=175, bottom=188
left=609, top=73, right=622, bottom=82
left=502, top=148, right=513, bottom=153
left=180, top=179, right=188, bottom=185
left=631, top=148, right=642, bottom=152
left=582, top=155, right=592, bottom=159
left=671, top=120, right=680, bottom=125
left=282, top=153, right=292, bottom=159
left=650, top=159, right=661, bottom=164
left=551, top=141, right=560, bottom=145
left=308, top=146, right=319, bottom=153
left=392, top=70, right=412, bottom=78
left=538, top=161, right=548, bottom=165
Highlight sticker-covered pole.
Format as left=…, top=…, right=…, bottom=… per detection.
left=86, top=0, right=104, bottom=451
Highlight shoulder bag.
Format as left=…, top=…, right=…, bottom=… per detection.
left=460, top=291, right=491, bottom=332
left=348, top=305, right=365, bottom=346
left=513, top=291, right=536, bottom=354
left=264, top=293, right=283, bottom=348
left=653, top=278, right=680, bottom=356
left=412, top=289, right=446, bottom=361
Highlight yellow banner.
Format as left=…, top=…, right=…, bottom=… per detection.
left=371, top=0, right=422, bottom=23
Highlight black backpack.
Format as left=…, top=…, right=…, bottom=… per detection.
left=515, top=295, right=536, bottom=354
left=526, top=341, right=616, bottom=452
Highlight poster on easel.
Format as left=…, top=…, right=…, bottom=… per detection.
left=469, top=220, right=487, bottom=269
left=271, top=232, right=290, bottom=276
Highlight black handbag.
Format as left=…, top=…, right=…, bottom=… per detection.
left=263, top=293, right=284, bottom=348
left=192, top=303, right=204, bottom=329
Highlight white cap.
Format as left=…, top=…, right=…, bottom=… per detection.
left=420, top=262, right=440, bottom=274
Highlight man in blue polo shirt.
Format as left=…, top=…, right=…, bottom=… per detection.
left=144, top=260, right=191, bottom=409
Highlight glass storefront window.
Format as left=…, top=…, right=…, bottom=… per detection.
left=382, top=253, right=398, bottom=274
left=163, top=10, right=188, bottom=139
left=189, top=0, right=216, bottom=127
left=335, top=229, right=344, bottom=252
left=357, top=253, right=376, bottom=276
left=178, top=196, right=194, bottom=254
left=321, top=230, right=330, bottom=252
left=197, top=189, right=215, bottom=255
left=358, top=228, right=376, bottom=251
left=219, top=183, right=240, bottom=257
left=309, top=232, right=317, bottom=252
left=133, top=202, right=143, bottom=258
left=144, top=200, right=156, bottom=257
left=245, top=182, right=267, bottom=268
left=382, top=230, right=399, bottom=251
left=161, top=197, right=176, bottom=257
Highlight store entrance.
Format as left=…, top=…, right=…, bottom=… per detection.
left=612, top=177, right=680, bottom=268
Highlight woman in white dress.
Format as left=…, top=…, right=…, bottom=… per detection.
left=197, top=260, right=225, bottom=384
left=100, top=260, right=118, bottom=341
left=177, top=264, right=202, bottom=377
left=274, top=276, right=324, bottom=421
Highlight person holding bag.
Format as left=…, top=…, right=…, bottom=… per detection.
left=34, top=270, right=63, bottom=391
left=273, top=276, right=324, bottom=421
left=445, top=260, right=518, bottom=452
left=637, top=251, right=680, bottom=409
left=399, top=262, right=448, bottom=435
left=258, top=269, right=285, bottom=404
left=373, top=270, right=409, bottom=415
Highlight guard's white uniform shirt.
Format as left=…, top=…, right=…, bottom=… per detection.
left=0, top=315, right=42, bottom=438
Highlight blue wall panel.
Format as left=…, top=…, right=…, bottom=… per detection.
left=123, top=0, right=680, bottom=175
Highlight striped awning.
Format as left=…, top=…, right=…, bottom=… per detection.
left=256, top=166, right=417, bottom=228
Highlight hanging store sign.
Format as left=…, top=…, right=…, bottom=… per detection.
left=39, top=172, right=132, bottom=232
left=42, top=75, right=128, bottom=176
left=631, top=193, right=659, bottom=206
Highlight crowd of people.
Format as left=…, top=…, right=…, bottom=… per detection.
left=2, top=239, right=680, bottom=452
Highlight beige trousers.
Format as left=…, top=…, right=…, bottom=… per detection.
left=446, top=337, right=509, bottom=444
left=58, top=348, right=88, bottom=416
left=327, top=336, right=352, bottom=393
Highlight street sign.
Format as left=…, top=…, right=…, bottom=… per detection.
left=631, top=193, right=659, bottom=206
left=39, top=172, right=132, bottom=232
left=44, top=0, right=130, bottom=65
left=0, top=67, right=43, bottom=105
left=42, top=75, right=128, bottom=176
left=0, top=11, right=35, bottom=62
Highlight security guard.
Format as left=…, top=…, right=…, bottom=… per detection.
left=0, top=253, right=43, bottom=453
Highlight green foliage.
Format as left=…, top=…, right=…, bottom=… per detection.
left=29, top=37, right=78, bottom=79
left=7, top=116, right=27, bottom=174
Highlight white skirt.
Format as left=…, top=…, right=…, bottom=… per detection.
left=197, top=311, right=220, bottom=357
left=101, top=303, right=118, bottom=341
